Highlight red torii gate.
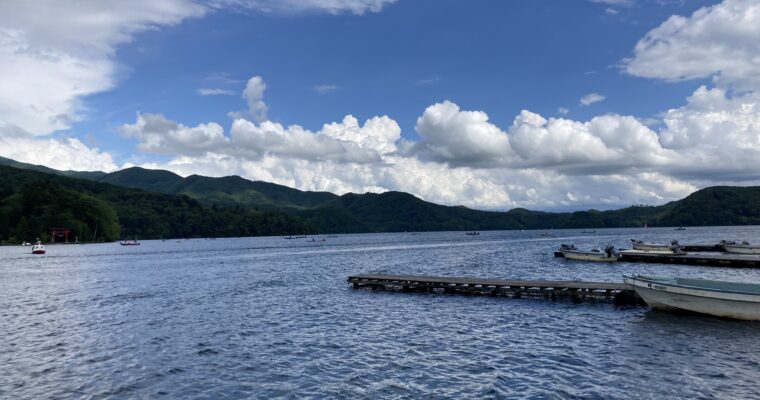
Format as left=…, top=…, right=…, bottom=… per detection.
left=49, top=227, right=71, bottom=243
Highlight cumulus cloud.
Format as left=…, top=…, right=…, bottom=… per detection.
left=624, top=0, right=760, bottom=91
left=0, top=126, right=117, bottom=172
left=229, top=76, right=268, bottom=121
left=413, top=101, right=513, bottom=167
left=579, top=93, right=606, bottom=106
left=120, top=113, right=229, bottom=156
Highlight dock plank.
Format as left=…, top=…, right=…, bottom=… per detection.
left=348, top=274, right=626, bottom=290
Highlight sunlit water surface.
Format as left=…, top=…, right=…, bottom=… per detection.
left=2, top=227, right=760, bottom=399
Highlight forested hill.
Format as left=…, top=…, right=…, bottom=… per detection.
left=0, top=165, right=310, bottom=243
left=97, top=167, right=339, bottom=210
left=3, top=157, right=760, bottom=241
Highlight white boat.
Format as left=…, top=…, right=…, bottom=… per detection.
left=619, top=249, right=682, bottom=256
left=624, top=275, right=760, bottom=321
left=630, top=239, right=678, bottom=252
left=560, top=244, right=618, bottom=262
left=31, top=241, right=45, bottom=254
left=722, top=241, right=760, bottom=255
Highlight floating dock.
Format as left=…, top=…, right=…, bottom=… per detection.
left=348, top=274, right=643, bottom=306
left=618, top=251, right=760, bottom=268
left=554, top=249, right=760, bottom=268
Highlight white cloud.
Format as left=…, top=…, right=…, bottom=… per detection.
left=312, top=84, right=340, bottom=94
left=120, top=113, right=229, bottom=156
left=0, top=0, right=206, bottom=136
left=624, top=0, right=760, bottom=91
left=589, top=0, right=633, bottom=6
left=0, top=126, right=117, bottom=172
left=558, top=107, right=569, bottom=115
left=413, top=101, right=514, bottom=167
left=579, top=93, right=606, bottom=106
left=415, top=77, right=441, bottom=86
left=605, top=8, right=620, bottom=15
left=218, top=0, right=397, bottom=15
left=197, top=88, right=236, bottom=96
left=229, top=76, right=268, bottom=121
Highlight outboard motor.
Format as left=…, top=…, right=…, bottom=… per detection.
left=604, top=244, right=617, bottom=258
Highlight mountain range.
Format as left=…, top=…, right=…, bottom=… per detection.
left=1, top=155, right=759, bottom=241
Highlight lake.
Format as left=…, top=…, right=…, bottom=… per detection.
left=2, top=227, right=760, bottom=399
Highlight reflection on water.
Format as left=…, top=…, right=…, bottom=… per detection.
left=1, top=226, right=760, bottom=398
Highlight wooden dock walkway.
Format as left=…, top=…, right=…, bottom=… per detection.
left=348, top=274, right=643, bottom=306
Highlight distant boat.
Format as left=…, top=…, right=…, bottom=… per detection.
left=581, top=230, right=596, bottom=233
left=674, top=227, right=686, bottom=231
left=120, top=239, right=140, bottom=246
left=722, top=241, right=760, bottom=255
left=31, top=240, right=45, bottom=254
left=630, top=239, right=680, bottom=252
left=624, top=275, right=760, bottom=321
left=21, top=241, right=31, bottom=246
left=465, top=231, right=480, bottom=236
left=559, top=244, right=617, bottom=262
left=541, top=232, right=554, bottom=237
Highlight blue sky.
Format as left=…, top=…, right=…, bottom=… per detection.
left=2, top=0, right=759, bottom=211
left=85, top=0, right=712, bottom=157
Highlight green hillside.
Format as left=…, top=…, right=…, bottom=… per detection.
left=3, top=156, right=760, bottom=238
left=93, top=166, right=338, bottom=210
left=0, top=165, right=311, bottom=243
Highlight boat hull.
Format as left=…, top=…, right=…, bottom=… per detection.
left=31, top=250, right=45, bottom=254
left=624, top=276, right=760, bottom=321
left=723, top=245, right=760, bottom=255
left=632, top=243, right=672, bottom=251
left=561, top=250, right=617, bottom=262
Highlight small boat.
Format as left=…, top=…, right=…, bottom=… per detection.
left=560, top=244, right=618, bottom=262
left=465, top=231, right=480, bottom=236
left=630, top=239, right=679, bottom=252
left=721, top=240, right=760, bottom=255
left=120, top=239, right=140, bottom=246
left=674, top=227, right=686, bottom=231
left=581, top=230, right=596, bottom=234
left=21, top=241, right=31, bottom=246
left=31, top=241, right=45, bottom=254
left=624, top=275, right=760, bottom=321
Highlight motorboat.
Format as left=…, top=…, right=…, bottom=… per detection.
left=120, top=239, right=140, bottom=246
left=674, top=227, right=687, bottom=231
left=624, top=275, right=760, bottom=321
left=559, top=244, right=618, bottom=262
left=465, top=231, right=480, bottom=236
left=31, top=241, right=45, bottom=254
left=630, top=239, right=680, bottom=252
left=721, top=240, right=760, bottom=255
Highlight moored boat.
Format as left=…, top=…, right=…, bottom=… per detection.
left=624, top=275, right=760, bottom=321
left=120, top=239, right=140, bottom=246
left=31, top=240, right=45, bottom=254
left=465, top=231, right=480, bottom=236
left=630, top=239, right=680, bottom=252
left=721, top=241, right=760, bottom=255
left=560, top=244, right=618, bottom=262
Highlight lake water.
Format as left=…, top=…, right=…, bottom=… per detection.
left=2, top=227, right=760, bottom=399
